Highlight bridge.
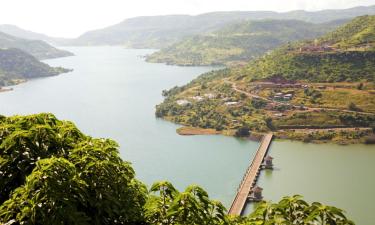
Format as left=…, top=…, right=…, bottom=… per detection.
left=228, top=133, right=274, bottom=216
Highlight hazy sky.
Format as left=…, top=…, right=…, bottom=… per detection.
left=1, top=0, right=375, bottom=38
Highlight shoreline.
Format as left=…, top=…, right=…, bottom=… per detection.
left=0, top=87, right=13, bottom=93
left=174, top=125, right=374, bottom=145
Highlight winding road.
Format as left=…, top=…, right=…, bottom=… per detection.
left=224, top=79, right=375, bottom=116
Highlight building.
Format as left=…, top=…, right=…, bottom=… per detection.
left=204, top=93, right=215, bottom=99
left=191, top=96, right=204, bottom=101
left=176, top=99, right=191, bottom=106
left=283, top=94, right=293, bottom=100
left=249, top=186, right=263, bottom=201
left=274, top=113, right=284, bottom=117
left=225, top=101, right=238, bottom=106
left=263, top=155, right=274, bottom=169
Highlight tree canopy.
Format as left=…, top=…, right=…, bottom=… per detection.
left=0, top=113, right=354, bottom=224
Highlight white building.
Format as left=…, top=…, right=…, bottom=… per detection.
left=176, top=99, right=191, bottom=106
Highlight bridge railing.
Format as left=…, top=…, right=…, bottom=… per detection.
left=236, top=135, right=265, bottom=192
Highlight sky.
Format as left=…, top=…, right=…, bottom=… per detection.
left=1, top=0, right=375, bottom=38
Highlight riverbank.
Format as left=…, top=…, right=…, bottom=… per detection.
left=177, top=126, right=221, bottom=135
left=173, top=122, right=375, bottom=144
left=0, top=87, right=13, bottom=92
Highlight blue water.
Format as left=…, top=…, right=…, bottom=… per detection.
left=0, top=46, right=259, bottom=206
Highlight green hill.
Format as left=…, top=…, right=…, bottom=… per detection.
left=0, top=31, right=73, bottom=60
left=68, top=5, right=375, bottom=48
left=0, top=48, right=71, bottom=86
left=154, top=16, right=375, bottom=144
left=0, top=24, right=72, bottom=46
left=318, top=15, right=375, bottom=47
left=146, top=19, right=347, bottom=66
left=235, top=15, right=375, bottom=82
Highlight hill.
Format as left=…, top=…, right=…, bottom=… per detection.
left=0, top=24, right=71, bottom=46
left=68, top=5, right=375, bottom=48
left=0, top=48, right=71, bottom=86
left=0, top=31, right=73, bottom=60
left=146, top=19, right=347, bottom=66
left=154, top=16, right=375, bottom=144
left=236, top=15, right=375, bottom=83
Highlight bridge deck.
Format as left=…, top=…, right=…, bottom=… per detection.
left=228, top=133, right=273, bottom=216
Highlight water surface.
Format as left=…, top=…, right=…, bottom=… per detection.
left=0, top=47, right=374, bottom=224
left=245, top=140, right=375, bottom=224
left=0, top=47, right=258, bottom=206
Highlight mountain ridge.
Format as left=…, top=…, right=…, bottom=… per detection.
left=146, top=19, right=349, bottom=66
left=0, top=31, right=73, bottom=60
left=0, top=48, right=71, bottom=86
left=67, top=5, right=375, bottom=48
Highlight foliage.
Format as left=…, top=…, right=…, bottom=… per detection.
left=0, top=113, right=147, bottom=225
left=0, top=48, right=71, bottom=86
left=234, top=127, right=250, bottom=137
left=145, top=181, right=228, bottom=225
left=0, top=114, right=356, bottom=224
left=147, top=20, right=344, bottom=66
left=235, top=15, right=375, bottom=83
left=319, top=15, right=375, bottom=47
left=348, top=102, right=362, bottom=112
left=238, top=195, right=354, bottom=225
left=239, top=49, right=375, bottom=82
left=0, top=31, right=73, bottom=60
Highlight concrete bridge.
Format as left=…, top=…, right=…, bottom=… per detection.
left=228, top=133, right=274, bottom=216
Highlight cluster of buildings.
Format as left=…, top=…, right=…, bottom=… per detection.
left=176, top=93, right=216, bottom=106
left=273, top=92, right=293, bottom=101
left=299, top=44, right=334, bottom=53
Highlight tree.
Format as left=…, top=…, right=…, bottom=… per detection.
left=356, top=83, right=364, bottom=90
left=348, top=102, right=362, bottom=112
left=265, top=117, right=275, bottom=131
left=240, top=195, right=354, bottom=225
left=145, top=182, right=228, bottom=225
left=235, top=126, right=250, bottom=137
left=0, top=114, right=355, bottom=225
left=0, top=114, right=147, bottom=225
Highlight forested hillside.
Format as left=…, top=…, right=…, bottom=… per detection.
left=67, top=5, right=375, bottom=48
left=155, top=15, right=375, bottom=144
left=146, top=19, right=347, bottom=66
left=236, top=15, right=375, bottom=82
left=0, top=48, right=70, bottom=86
left=0, top=31, right=73, bottom=60
left=0, top=24, right=71, bottom=46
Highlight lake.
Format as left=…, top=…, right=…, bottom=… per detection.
left=0, top=47, right=374, bottom=224
left=0, top=47, right=258, bottom=207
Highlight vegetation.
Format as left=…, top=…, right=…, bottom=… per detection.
left=67, top=5, right=375, bottom=48
left=147, top=19, right=345, bottom=66
left=155, top=16, right=375, bottom=144
left=238, top=47, right=375, bottom=82
left=0, top=48, right=71, bottom=86
left=236, top=15, right=375, bottom=83
left=0, top=113, right=354, bottom=224
left=0, top=31, right=73, bottom=60
left=319, top=15, right=375, bottom=48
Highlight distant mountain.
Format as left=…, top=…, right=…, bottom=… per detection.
left=68, top=5, right=375, bottom=48
left=0, top=48, right=71, bottom=86
left=0, top=24, right=71, bottom=46
left=0, top=31, right=73, bottom=60
left=146, top=19, right=348, bottom=66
